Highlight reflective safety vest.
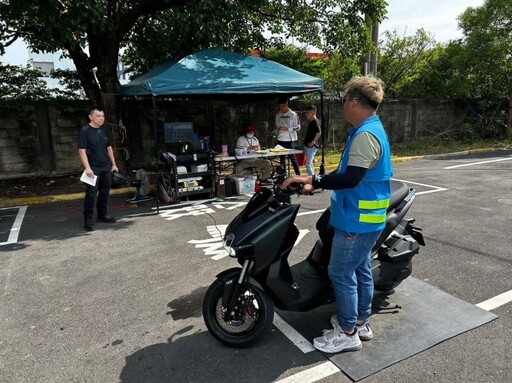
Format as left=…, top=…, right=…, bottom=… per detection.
left=331, top=115, right=393, bottom=233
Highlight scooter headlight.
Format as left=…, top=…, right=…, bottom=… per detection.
left=223, top=233, right=237, bottom=258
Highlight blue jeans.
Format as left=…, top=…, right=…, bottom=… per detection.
left=329, top=229, right=382, bottom=332
left=304, top=145, right=318, bottom=176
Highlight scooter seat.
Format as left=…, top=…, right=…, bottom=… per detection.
left=389, top=180, right=409, bottom=212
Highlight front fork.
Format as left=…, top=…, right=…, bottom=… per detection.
left=222, top=259, right=253, bottom=322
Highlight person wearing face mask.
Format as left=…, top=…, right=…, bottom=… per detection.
left=234, top=124, right=272, bottom=180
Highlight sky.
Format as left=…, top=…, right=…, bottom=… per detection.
left=0, top=0, right=486, bottom=67
left=380, top=0, right=485, bottom=42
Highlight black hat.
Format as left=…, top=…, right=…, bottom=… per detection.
left=305, top=105, right=317, bottom=112
left=277, top=97, right=289, bottom=104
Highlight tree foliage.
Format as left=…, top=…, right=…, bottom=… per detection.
left=457, top=0, right=512, bottom=135
left=261, top=45, right=326, bottom=78
left=0, top=63, right=51, bottom=99
left=50, top=68, right=85, bottom=100
left=458, top=0, right=512, bottom=99
left=1, top=0, right=388, bottom=103
left=320, top=52, right=361, bottom=98
left=0, top=63, right=85, bottom=100
left=377, top=29, right=439, bottom=98
left=123, top=0, right=388, bottom=76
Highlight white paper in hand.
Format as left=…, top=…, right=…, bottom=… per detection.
left=80, top=170, right=97, bottom=186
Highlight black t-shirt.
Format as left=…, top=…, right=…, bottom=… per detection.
left=77, top=125, right=111, bottom=168
left=304, top=118, right=321, bottom=147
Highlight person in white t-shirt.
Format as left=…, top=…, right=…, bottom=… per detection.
left=275, top=97, right=301, bottom=175
left=234, top=124, right=272, bottom=180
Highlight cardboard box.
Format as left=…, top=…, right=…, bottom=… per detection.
left=177, top=166, right=188, bottom=174
left=231, top=175, right=257, bottom=195
left=191, top=163, right=208, bottom=172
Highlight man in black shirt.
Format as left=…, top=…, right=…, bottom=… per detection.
left=303, top=105, right=322, bottom=176
left=78, top=107, right=118, bottom=231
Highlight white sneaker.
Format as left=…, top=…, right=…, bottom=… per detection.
left=330, top=314, right=374, bottom=341
left=313, top=325, right=362, bottom=353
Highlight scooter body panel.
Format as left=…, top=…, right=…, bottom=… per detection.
left=203, top=181, right=425, bottom=348
left=226, top=193, right=300, bottom=275
left=220, top=182, right=424, bottom=314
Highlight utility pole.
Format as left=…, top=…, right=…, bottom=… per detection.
left=363, top=13, right=379, bottom=76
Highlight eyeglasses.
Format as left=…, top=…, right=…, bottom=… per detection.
left=342, top=97, right=361, bottom=103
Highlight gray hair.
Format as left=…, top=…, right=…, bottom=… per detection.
left=343, top=76, right=385, bottom=109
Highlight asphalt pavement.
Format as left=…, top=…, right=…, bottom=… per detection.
left=1, top=149, right=511, bottom=382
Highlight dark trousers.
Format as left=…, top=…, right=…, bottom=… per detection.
left=277, top=140, right=301, bottom=175
left=83, top=166, right=112, bottom=223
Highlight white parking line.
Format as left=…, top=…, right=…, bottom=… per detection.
left=274, top=361, right=340, bottom=383
left=0, top=206, right=27, bottom=246
left=476, top=289, right=512, bottom=311
left=273, top=313, right=316, bottom=353
left=392, top=178, right=448, bottom=195
left=443, top=156, right=512, bottom=170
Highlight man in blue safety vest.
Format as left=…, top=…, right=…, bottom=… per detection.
left=281, top=76, right=392, bottom=353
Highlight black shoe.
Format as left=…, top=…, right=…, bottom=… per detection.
left=84, top=222, right=96, bottom=231
left=97, top=215, right=116, bottom=223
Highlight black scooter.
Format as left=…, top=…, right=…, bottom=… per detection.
left=203, top=179, right=425, bottom=347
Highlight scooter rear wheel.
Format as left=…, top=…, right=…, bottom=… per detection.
left=203, top=277, right=274, bottom=348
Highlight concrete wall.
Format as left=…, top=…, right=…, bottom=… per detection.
left=0, top=100, right=89, bottom=177
left=0, top=98, right=470, bottom=178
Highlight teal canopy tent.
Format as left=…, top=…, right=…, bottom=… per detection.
left=120, top=49, right=325, bottom=210
left=120, top=49, right=323, bottom=97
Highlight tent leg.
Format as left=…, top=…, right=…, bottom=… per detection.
left=319, top=92, right=325, bottom=176
left=153, top=96, right=160, bottom=214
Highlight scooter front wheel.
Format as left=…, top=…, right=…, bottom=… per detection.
left=203, top=277, right=274, bottom=348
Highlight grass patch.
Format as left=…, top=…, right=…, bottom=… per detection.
left=318, top=138, right=512, bottom=170
left=391, top=138, right=512, bottom=157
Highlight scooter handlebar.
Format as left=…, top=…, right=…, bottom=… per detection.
left=271, top=174, right=303, bottom=195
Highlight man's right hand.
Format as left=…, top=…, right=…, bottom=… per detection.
left=281, top=175, right=311, bottom=190
left=85, top=168, right=94, bottom=178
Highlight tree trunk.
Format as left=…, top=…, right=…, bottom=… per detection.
left=69, top=38, right=128, bottom=171
left=102, top=93, right=125, bottom=169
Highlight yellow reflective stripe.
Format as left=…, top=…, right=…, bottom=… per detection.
left=359, top=213, right=387, bottom=224
left=358, top=199, right=390, bottom=210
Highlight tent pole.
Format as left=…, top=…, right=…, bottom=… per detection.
left=319, top=92, right=325, bottom=176
left=153, top=95, right=160, bottom=214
